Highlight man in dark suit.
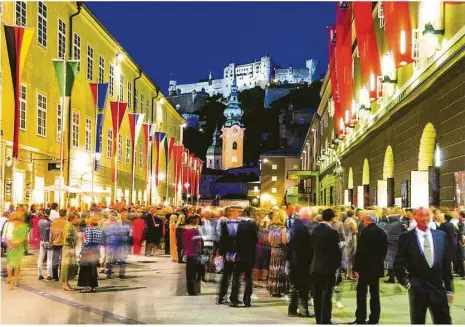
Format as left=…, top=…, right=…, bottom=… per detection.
left=217, top=207, right=240, bottom=305
left=310, top=208, right=341, bottom=325
left=285, top=203, right=297, bottom=229
left=352, top=210, right=388, bottom=324
left=229, top=209, right=258, bottom=307
left=286, top=207, right=316, bottom=317
left=394, top=207, right=453, bottom=324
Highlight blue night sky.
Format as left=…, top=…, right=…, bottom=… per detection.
left=87, top=1, right=335, bottom=93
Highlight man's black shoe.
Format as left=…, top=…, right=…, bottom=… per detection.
left=216, top=298, right=227, bottom=305
left=288, top=312, right=300, bottom=317
left=349, top=320, right=366, bottom=325
left=244, top=303, right=251, bottom=308
left=38, top=275, right=44, bottom=280
left=46, top=276, right=53, bottom=281
left=366, top=321, right=378, bottom=325
left=229, top=302, right=241, bottom=308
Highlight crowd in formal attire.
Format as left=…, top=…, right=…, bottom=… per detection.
left=1, top=200, right=464, bottom=324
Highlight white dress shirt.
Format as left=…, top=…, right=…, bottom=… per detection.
left=49, top=210, right=59, bottom=222
left=415, top=227, right=434, bottom=267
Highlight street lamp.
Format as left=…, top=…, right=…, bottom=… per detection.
left=184, top=182, right=190, bottom=204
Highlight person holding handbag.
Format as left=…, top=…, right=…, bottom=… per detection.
left=78, top=216, right=102, bottom=293
left=37, top=210, right=53, bottom=280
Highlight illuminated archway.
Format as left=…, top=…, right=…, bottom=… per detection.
left=348, top=167, right=354, bottom=189
left=418, top=123, right=437, bottom=171
left=362, top=159, right=370, bottom=185
left=383, top=146, right=394, bottom=180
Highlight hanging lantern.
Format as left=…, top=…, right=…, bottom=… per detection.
left=382, top=51, right=397, bottom=84
left=350, top=99, right=358, bottom=127
left=338, top=117, right=346, bottom=139
left=359, top=86, right=371, bottom=111
left=421, top=1, right=444, bottom=36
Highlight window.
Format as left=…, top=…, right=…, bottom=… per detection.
left=109, top=64, right=114, bottom=96
left=57, top=19, right=66, bottom=59
left=139, top=151, right=143, bottom=168
left=127, top=82, right=132, bottom=109
left=271, top=188, right=277, bottom=194
left=73, top=33, right=80, bottom=72
left=37, top=2, right=47, bottom=47
left=85, top=118, right=91, bottom=151
left=19, top=85, right=26, bottom=131
left=140, top=94, right=144, bottom=113
left=125, top=138, right=131, bottom=164
left=232, top=141, right=237, bottom=150
left=254, top=186, right=259, bottom=192
left=87, top=45, right=94, bottom=81
left=72, top=112, right=79, bottom=147
left=146, top=99, right=150, bottom=116
left=107, top=130, right=113, bottom=158
left=37, top=93, right=47, bottom=137
left=209, top=159, right=212, bottom=166
left=119, top=74, right=124, bottom=102
left=98, top=56, right=104, bottom=83
left=134, top=89, right=138, bottom=111
left=56, top=103, right=62, bottom=142
left=272, top=164, right=277, bottom=170
left=272, top=176, right=277, bottom=182
left=15, top=1, right=26, bottom=26
left=117, top=134, right=123, bottom=162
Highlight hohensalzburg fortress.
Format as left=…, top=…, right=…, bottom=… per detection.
left=169, top=55, right=317, bottom=96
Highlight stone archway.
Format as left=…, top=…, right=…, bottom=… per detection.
left=418, top=123, right=437, bottom=171
left=362, top=159, right=370, bottom=207
left=382, top=146, right=395, bottom=207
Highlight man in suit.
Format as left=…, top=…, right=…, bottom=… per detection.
left=394, top=207, right=453, bottom=324
left=229, top=207, right=258, bottom=307
left=217, top=207, right=240, bottom=305
left=286, top=207, right=317, bottom=318
left=310, top=208, right=342, bottom=324
left=352, top=211, right=388, bottom=324
left=285, top=203, right=297, bottom=230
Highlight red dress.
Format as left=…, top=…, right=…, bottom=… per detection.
left=29, top=216, right=41, bottom=248
left=132, top=218, right=146, bottom=255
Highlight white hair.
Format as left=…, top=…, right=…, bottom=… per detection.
left=299, top=207, right=312, bottom=219
left=363, top=210, right=379, bottom=222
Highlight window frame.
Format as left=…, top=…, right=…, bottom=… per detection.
left=85, top=117, right=92, bottom=152
left=272, top=176, right=278, bottom=182
left=119, top=74, right=124, bottom=102
left=271, top=187, right=277, bottom=194
left=86, top=44, right=94, bottom=81
left=57, top=18, right=66, bottom=59
left=107, top=129, right=113, bottom=159
left=37, top=2, right=47, bottom=48
left=19, top=84, right=27, bottom=131
left=127, top=82, right=132, bottom=109
left=98, top=56, right=105, bottom=83
left=72, top=111, right=79, bottom=148
left=15, top=1, right=27, bottom=27
left=118, top=134, right=123, bottom=162
left=272, top=164, right=278, bottom=170
left=109, top=64, right=114, bottom=96
left=73, top=33, right=81, bottom=72
left=37, top=93, right=47, bottom=138
left=56, top=102, right=63, bottom=142
left=125, top=137, right=131, bottom=164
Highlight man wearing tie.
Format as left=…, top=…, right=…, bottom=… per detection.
left=394, top=207, right=453, bottom=324
left=286, top=203, right=297, bottom=230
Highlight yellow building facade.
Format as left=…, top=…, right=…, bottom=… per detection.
left=0, top=1, right=184, bottom=209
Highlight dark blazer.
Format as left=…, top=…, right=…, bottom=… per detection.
left=438, top=222, right=458, bottom=260
left=218, top=220, right=240, bottom=256
left=144, top=213, right=163, bottom=242
left=394, top=229, right=453, bottom=304
left=354, top=223, right=388, bottom=278
left=235, top=218, right=258, bottom=266
left=287, top=218, right=315, bottom=268
left=310, top=222, right=341, bottom=275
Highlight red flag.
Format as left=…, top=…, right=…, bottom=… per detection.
left=168, top=137, right=176, bottom=161
left=353, top=2, right=381, bottom=101
left=110, top=101, right=127, bottom=182
left=384, top=1, right=413, bottom=67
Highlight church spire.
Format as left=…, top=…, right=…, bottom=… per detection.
left=223, top=79, right=243, bottom=128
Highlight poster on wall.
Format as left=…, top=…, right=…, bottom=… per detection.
left=363, top=185, right=370, bottom=208
left=358, top=186, right=365, bottom=209
left=377, top=180, right=388, bottom=208
left=411, top=171, right=429, bottom=208
left=348, top=188, right=353, bottom=205
left=454, top=171, right=465, bottom=208
left=401, top=180, right=409, bottom=208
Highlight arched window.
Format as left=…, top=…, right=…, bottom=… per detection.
left=233, top=142, right=237, bottom=150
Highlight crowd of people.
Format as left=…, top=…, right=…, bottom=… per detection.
left=1, top=200, right=464, bottom=324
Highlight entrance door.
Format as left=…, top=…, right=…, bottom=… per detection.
left=357, top=186, right=364, bottom=209
left=13, top=170, right=24, bottom=204
left=377, top=180, right=388, bottom=208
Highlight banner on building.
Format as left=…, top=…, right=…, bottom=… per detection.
left=110, top=101, right=128, bottom=182
left=90, top=83, right=109, bottom=170
left=384, top=1, right=413, bottom=67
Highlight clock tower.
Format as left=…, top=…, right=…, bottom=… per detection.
left=221, top=80, right=245, bottom=170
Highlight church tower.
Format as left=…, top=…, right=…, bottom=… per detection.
left=221, top=80, right=245, bottom=170
left=206, top=127, right=222, bottom=169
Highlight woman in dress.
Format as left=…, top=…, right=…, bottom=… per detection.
left=254, top=212, right=271, bottom=286
left=343, top=212, right=357, bottom=280
left=169, top=214, right=179, bottom=262
left=131, top=212, right=146, bottom=255
left=176, top=215, right=186, bottom=263
left=78, top=217, right=102, bottom=293
left=6, top=213, right=29, bottom=290
left=29, top=204, right=40, bottom=249
left=183, top=215, right=203, bottom=295
left=266, top=209, right=288, bottom=297
left=59, top=213, right=79, bottom=291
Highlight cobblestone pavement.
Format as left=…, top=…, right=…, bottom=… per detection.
left=2, top=251, right=465, bottom=324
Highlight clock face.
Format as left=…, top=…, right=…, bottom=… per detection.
left=233, top=128, right=238, bottom=134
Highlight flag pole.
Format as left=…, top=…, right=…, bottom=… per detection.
left=58, top=54, right=68, bottom=208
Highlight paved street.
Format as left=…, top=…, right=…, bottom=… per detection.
left=2, top=251, right=465, bottom=324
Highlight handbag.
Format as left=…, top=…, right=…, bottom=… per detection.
left=42, top=223, right=54, bottom=250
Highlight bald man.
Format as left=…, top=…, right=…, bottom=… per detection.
left=394, top=207, right=453, bottom=324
